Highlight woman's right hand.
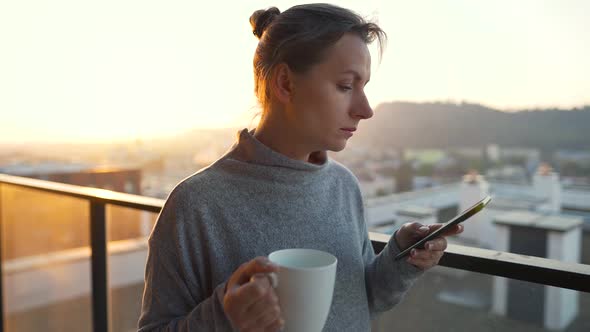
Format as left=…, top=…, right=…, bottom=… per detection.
left=223, top=257, right=284, bottom=332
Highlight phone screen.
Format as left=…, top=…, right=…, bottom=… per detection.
left=394, top=195, right=492, bottom=260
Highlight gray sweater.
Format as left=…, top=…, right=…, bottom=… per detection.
left=138, top=129, right=423, bottom=331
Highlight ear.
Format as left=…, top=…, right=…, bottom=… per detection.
left=269, top=63, right=294, bottom=104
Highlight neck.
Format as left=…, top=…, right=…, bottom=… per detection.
left=254, top=109, right=314, bottom=162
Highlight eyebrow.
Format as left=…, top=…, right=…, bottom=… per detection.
left=340, top=70, right=370, bottom=85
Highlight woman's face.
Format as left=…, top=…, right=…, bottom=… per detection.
left=288, top=33, right=374, bottom=152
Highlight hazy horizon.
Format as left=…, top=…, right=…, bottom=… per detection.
left=2, top=0, right=589, bottom=143
left=2, top=100, right=590, bottom=145
left=1, top=101, right=588, bottom=146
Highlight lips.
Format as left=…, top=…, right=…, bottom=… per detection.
left=340, top=127, right=355, bottom=138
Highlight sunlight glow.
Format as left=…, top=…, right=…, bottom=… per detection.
left=1, top=0, right=588, bottom=143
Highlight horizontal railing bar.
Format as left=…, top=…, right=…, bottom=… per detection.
left=440, top=243, right=590, bottom=292
left=3, top=174, right=589, bottom=293
left=0, top=174, right=164, bottom=213
left=369, top=232, right=590, bottom=293
left=562, top=205, right=590, bottom=213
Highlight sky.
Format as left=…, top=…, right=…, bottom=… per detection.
left=1, top=0, right=589, bottom=143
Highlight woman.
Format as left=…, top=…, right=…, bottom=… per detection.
left=138, top=4, right=462, bottom=331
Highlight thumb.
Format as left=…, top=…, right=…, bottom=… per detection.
left=250, top=272, right=279, bottom=289
left=232, top=257, right=279, bottom=288
left=396, top=222, right=429, bottom=251
left=405, top=222, right=429, bottom=237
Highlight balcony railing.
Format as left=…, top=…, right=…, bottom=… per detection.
left=0, top=173, right=589, bottom=332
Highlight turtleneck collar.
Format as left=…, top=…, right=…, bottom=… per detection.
left=228, top=128, right=329, bottom=172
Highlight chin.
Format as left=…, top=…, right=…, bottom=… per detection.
left=327, top=140, right=348, bottom=152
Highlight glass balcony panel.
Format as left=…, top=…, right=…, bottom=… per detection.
left=1, top=184, right=92, bottom=332
left=106, top=204, right=157, bottom=332
left=371, top=265, right=590, bottom=332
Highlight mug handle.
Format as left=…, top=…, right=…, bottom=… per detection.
left=267, top=272, right=279, bottom=288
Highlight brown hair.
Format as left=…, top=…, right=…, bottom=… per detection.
left=249, top=3, right=386, bottom=111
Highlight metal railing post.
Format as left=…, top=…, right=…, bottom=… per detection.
left=90, top=202, right=110, bottom=332
left=0, top=184, right=4, bottom=332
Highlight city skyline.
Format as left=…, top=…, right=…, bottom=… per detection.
left=1, top=0, right=589, bottom=143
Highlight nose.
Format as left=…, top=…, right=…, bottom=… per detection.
left=351, top=91, right=373, bottom=120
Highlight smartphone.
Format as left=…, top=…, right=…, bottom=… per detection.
left=394, top=195, right=492, bottom=260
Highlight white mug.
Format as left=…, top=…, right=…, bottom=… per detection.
left=268, top=248, right=337, bottom=332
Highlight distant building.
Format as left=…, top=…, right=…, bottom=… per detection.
left=500, top=147, right=540, bottom=166
left=366, top=166, right=590, bottom=331
left=486, top=144, right=501, bottom=163
left=395, top=161, right=414, bottom=193
left=0, top=162, right=141, bottom=194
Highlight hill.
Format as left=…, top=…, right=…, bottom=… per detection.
left=354, top=102, right=590, bottom=150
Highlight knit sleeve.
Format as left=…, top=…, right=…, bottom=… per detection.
left=137, top=185, right=234, bottom=331
left=362, top=226, right=424, bottom=316
left=363, top=224, right=424, bottom=316
left=355, top=192, right=424, bottom=316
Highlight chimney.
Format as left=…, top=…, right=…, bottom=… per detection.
left=458, top=170, right=492, bottom=247
left=533, top=163, right=561, bottom=213
left=492, top=211, right=582, bottom=330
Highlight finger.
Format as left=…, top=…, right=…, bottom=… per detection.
left=426, top=223, right=443, bottom=231
left=422, top=223, right=463, bottom=239
left=232, top=257, right=280, bottom=288
left=406, top=252, right=430, bottom=270
left=407, top=249, right=444, bottom=268
left=244, top=279, right=279, bottom=316
left=424, top=238, right=447, bottom=251
left=409, top=248, right=442, bottom=262
left=245, top=302, right=282, bottom=330
left=437, top=224, right=463, bottom=237
left=263, top=318, right=286, bottom=332
left=232, top=274, right=274, bottom=310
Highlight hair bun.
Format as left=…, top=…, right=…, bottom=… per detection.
left=250, top=7, right=281, bottom=39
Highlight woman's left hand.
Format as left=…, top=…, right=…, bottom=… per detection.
left=394, top=222, right=464, bottom=270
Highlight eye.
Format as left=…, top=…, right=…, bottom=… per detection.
left=338, top=84, right=353, bottom=92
